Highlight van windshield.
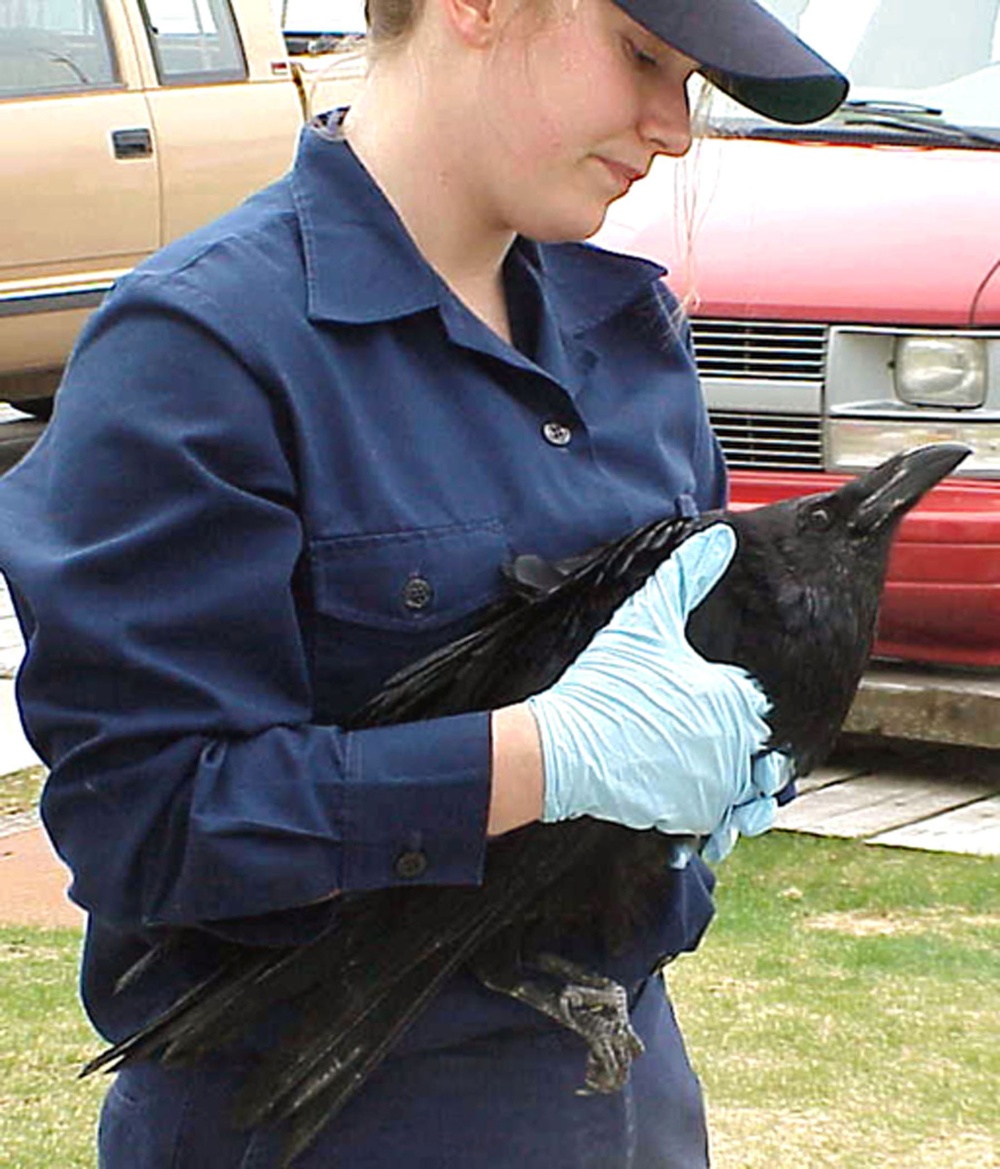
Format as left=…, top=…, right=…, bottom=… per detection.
left=708, top=0, right=1000, bottom=141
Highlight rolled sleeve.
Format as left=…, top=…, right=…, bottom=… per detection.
left=343, top=714, right=492, bottom=891
left=145, top=715, right=492, bottom=925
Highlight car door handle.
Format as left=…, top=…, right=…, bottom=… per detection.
left=111, top=128, right=153, bottom=159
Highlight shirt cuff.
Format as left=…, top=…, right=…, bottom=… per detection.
left=340, top=710, right=492, bottom=891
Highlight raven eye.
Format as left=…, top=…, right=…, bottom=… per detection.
left=806, top=506, right=833, bottom=532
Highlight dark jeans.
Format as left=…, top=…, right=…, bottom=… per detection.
left=98, top=976, right=709, bottom=1168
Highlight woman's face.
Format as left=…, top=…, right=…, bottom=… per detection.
left=472, top=0, right=697, bottom=242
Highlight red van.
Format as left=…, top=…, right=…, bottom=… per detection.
left=598, top=0, right=1000, bottom=744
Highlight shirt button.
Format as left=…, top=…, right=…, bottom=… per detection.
left=395, top=850, right=428, bottom=879
left=402, top=575, right=433, bottom=611
left=542, top=421, right=572, bottom=447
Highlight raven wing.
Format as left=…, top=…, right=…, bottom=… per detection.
left=349, top=514, right=696, bottom=726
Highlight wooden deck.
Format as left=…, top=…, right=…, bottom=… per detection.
left=775, top=744, right=1000, bottom=857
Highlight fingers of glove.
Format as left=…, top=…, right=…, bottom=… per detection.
left=701, top=791, right=778, bottom=864
left=552, top=653, right=774, bottom=782
left=692, top=663, right=776, bottom=788
left=751, top=750, right=795, bottom=799
left=663, top=838, right=698, bottom=871
left=600, top=524, right=737, bottom=643
left=732, top=793, right=777, bottom=838
left=533, top=656, right=774, bottom=832
left=701, top=817, right=739, bottom=865
left=669, top=523, right=738, bottom=616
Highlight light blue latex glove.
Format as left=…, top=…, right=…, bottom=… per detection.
left=700, top=747, right=791, bottom=864
left=526, top=524, right=789, bottom=863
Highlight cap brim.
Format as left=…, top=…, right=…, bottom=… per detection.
left=613, top=0, right=849, bottom=124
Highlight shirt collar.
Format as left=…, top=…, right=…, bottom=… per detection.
left=526, top=238, right=668, bottom=337
left=291, top=114, right=668, bottom=334
left=291, top=116, right=443, bottom=324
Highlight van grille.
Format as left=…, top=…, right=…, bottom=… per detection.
left=709, top=410, right=824, bottom=471
left=690, top=319, right=828, bottom=381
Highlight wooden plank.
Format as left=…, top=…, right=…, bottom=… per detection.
left=867, top=795, right=1000, bottom=857
left=0, top=638, right=23, bottom=679
left=792, top=741, right=938, bottom=795
left=773, top=774, right=997, bottom=839
left=796, top=739, right=961, bottom=795
left=795, top=764, right=870, bottom=794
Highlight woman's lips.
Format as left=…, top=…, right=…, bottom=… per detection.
left=596, top=156, right=645, bottom=191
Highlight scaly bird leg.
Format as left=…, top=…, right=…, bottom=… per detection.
left=472, top=946, right=645, bottom=1094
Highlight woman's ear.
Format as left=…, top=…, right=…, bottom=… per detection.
left=440, top=0, right=506, bottom=48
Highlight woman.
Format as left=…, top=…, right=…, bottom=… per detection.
left=0, top=0, right=845, bottom=1164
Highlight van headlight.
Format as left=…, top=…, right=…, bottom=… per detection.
left=894, top=336, right=987, bottom=408
left=824, top=328, right=998, bottom=475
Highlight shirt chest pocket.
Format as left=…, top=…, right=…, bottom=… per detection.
left=306, top=520, right=511, bottom=723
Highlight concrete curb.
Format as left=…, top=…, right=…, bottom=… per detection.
left=846, top=664, right=1000, bottom=750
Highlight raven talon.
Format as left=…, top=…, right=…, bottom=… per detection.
left=536, top=961, right=644, bottom=1095
left=472, top=950, right=645, bottom=1094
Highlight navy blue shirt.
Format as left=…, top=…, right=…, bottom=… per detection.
left=0, top=120, right=725, bottom=1045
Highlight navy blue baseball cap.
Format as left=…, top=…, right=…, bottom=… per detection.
left=613, top=0, right=849, bottom=123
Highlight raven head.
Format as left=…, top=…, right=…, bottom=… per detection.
left=687, top=443, right=970, bottom=776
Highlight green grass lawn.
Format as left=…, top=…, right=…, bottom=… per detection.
left=1, top=832, right=997, bottom=1167
left=0, top=927, right=105, bottom=1167
left=670, top=833, right=1000, bottom=1168
left=0, top=764, right=45, bottom=817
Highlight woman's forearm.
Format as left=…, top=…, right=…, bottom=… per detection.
left=488, top=704, right=544, bottom=836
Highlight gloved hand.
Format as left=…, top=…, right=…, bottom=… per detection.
left=526, top=524, right=790, bottom=862
left=701, top=747, right=790, bottom=863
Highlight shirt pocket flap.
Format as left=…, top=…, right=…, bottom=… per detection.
left=309, top=520, right=510, bottom=633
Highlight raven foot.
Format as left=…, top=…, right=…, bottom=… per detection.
left=474, top=949, right=644, bottom=1094
left=535, top=953, right=645, bottom=1094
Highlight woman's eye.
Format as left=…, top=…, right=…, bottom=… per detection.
left=625, top=39, right=659, bottom=70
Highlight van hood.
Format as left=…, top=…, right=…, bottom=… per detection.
left=598, top=137, right=1000, bottom=327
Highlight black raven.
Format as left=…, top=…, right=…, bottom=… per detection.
left=82, top=442, right=968, bottom=1166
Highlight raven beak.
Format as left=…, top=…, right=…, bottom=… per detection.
left=846, top=443, right=971, bottom=535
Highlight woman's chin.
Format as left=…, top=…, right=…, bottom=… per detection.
left=522, top=202, right=611, bottom=245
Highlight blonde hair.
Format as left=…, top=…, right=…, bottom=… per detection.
left=672, top=77, right=715, bottom=317
left=364, top=0, right=556, bottom=58
left=364, top=0, right=424, bottom=56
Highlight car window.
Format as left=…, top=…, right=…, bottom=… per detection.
left=0, top=0, right=118, bottom=97
left=276, top=0, right=365, bottom=34
left=142, top=0, right=246, bottom=84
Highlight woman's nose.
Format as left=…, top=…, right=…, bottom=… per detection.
left=639, top=77, right=694, bottom=158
